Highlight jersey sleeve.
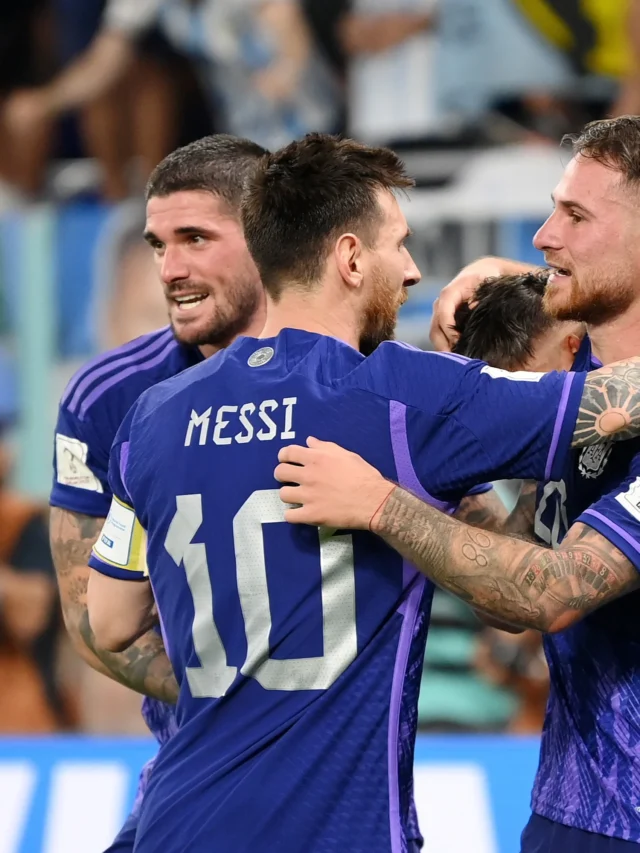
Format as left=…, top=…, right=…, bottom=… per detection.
left=88, top=410, right=148, bottom=582
left=439, top=360, right=587, bottom=485
left=578, top=455, right=640, bottom=572
left=50, top=402, right=112, bottom=518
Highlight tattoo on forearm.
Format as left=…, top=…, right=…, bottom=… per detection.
left=49, top=507, right=178, bottom=703
left=572, top=360, right=640, bottom=447
left=374, top=488, right=639, bottom=631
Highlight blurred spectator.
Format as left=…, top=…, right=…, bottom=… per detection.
left=4, top=0, right=340, bottom=171
left=345, top=0, right=638, bottom=147
left=0, top=351, right=66, bottom=731
left=0, top=1, right=55, bottom=201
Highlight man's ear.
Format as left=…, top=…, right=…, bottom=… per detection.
left=335, top=233, right=364, bottom=289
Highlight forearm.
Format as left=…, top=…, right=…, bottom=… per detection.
left=372, top=487, right=636, bottom=632
left=42, top=31, right=134, bottom=115
left=341, top=12, right=434, bottom=55
left=49, top=507, right=178, bottom=703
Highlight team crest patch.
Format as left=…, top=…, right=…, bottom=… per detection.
left=578, top=441, right=613, bottom=479
left=248, top=346, right=274, bottom=367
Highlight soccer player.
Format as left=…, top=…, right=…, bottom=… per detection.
left=49, top=134, right=267, bottom=852
left=87, top=133, right=640, bottom=853
left=277, top=118, right=640, bottom=852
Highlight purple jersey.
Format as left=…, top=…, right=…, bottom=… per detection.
left=90, top=331, right=584, bottom=853
left=50, top=328, right=202, bottom=752
left=532, top=336, right=640, bottom=842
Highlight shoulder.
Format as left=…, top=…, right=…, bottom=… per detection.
left=354, top=341, right=477, bottom=411
left=59, top=327, right=193, bottom=423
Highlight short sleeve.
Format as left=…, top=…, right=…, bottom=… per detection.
left=579, top=456, right=640, bottom=572
left=441, top=360, right=587, bottom=484
left=50, top=402, right=112, bottom=518
left=89, top=407, right=147, bottom=582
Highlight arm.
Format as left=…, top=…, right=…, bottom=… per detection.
left=49, top=507, right=178, bottom=703
left=369, top=489, right=639, bottom=633
left=253, top=1, right=314, bottom=101
left=88, top=569, right=155, bottom=653
left=3, top=29, right=135, bottom=135
left=430, top=257, right=537, bottom=351
left=275, top=441, right=639, bottom=632
left=340, top=11, right=434, bottom=56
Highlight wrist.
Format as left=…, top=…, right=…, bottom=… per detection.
left=368, top=481, right=397, bottom=533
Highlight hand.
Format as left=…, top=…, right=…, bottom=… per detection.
left=275, top=436, right=395, bottom=528
left=429, top=256, right=534, bottom=351
left=253, top=63, right=297, bottom=102
left=4, top=88, right=54, bottom=138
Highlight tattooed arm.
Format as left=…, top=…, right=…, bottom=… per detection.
left=49, top=507, right=178, bottom=703
left=571, top=358, right=640, bottom=446
left=275, top=441, right=638, bottom=631
left=370, top=488, right=639, bottom=632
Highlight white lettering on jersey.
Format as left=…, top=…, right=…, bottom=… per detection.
left=480, top=365, right=545, bottom=382
left=184, top=408, right=212, bottom=447
left=616, top=477, right=640, bottom=524
left=186, top=398, right=297, bottom=447
left=212, top=406, right=238, bottom=446
left=55, top=434, right=104, bottom=492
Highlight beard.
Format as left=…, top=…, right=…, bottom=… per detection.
left=359, top=266, right=406, bottom=356
left=543, top=269, right=635, bottom=327
left=168, top=274, right=261, bottom=349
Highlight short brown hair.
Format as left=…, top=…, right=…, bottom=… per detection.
left=241, top=133, right=414, bottom=299
left=563, top=116, right=640, bottom=184
left=146, top=134, right=268, bottom=212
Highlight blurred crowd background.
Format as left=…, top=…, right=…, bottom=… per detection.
left=0, top=0, right=634, bottom=737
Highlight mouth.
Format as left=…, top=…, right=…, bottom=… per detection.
left=547, top=264, right=572, bottom=284
left=170, top=293, right=209, bottom=313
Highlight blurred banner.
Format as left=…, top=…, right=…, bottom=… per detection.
left=0, top=735, right=539, bottom=853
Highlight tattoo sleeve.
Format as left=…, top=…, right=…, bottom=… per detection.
left=572, top=359, right=640, bottom=447
left=373, top=487, right=640, bottom=632
left=49, top=506, right=178, bottom=703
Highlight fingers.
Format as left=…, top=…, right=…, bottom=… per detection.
left=278, top=443, right=310, bottom=464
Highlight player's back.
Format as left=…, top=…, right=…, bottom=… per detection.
left=107, top=328, right=583, bottom=853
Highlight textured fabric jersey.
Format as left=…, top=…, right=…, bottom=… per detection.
left=90, top=330, right=584, bottom=853
left=532, top=336, right=640, bottom=842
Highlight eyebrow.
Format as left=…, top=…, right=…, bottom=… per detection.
left=143, top=225, right=211, bottom=244
left=550, top=194, right=591, bottom=216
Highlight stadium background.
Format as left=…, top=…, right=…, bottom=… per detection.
left=0, top=1, right=633, bottom=850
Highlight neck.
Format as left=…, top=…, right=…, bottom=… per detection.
left=197, top=301, right=268, bottom=359
left=588, top=298, right=640, bottom=364
left=259, top=288, right=360, bottom=350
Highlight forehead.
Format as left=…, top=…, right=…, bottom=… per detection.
left=145, top=190, right=234, bottom=230
left=376, top=189, right=407, bottom=234
left=554, top=154, right=627, bottom=209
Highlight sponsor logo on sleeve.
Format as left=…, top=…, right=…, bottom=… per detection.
left=55, top=434, right=104, bottom=492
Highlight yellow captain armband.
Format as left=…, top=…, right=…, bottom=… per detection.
left=92, top=496, right=148, bottom=576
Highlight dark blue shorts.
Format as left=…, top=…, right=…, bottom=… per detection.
left=102, top=810, right=138, bottom=853
left=521, top=813, right=638, bottom=852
